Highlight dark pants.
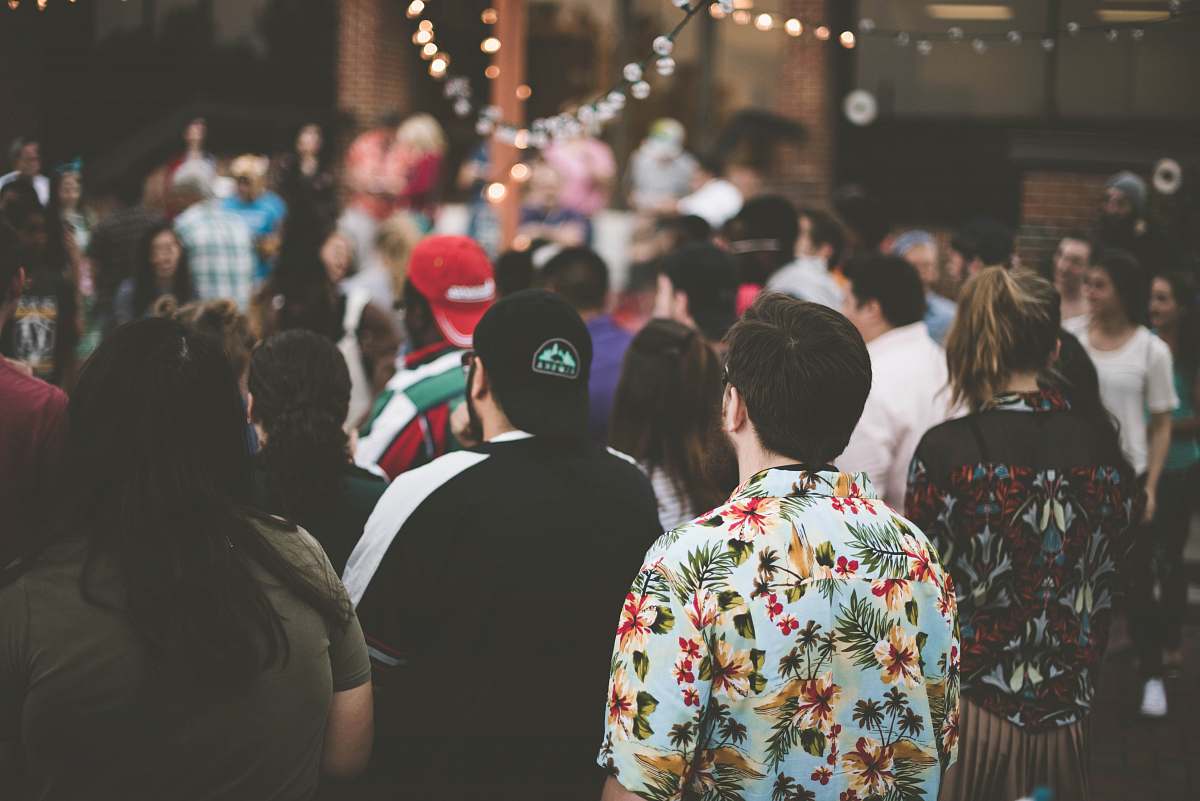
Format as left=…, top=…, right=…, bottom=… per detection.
left=1129, top=468, right=1194, bottom=676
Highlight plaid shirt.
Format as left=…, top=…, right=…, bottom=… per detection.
left=174, top=201, right=255, bottom=308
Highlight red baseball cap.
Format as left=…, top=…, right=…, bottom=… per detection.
left=407, top=235, right=496, bottom=348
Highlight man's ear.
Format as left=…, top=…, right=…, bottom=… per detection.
left=722, top=385, right=748, bottom=434
left=245, top=391, right=256, bottom=424
left=10, top=266, right=25, bottom=303
left=471, top=358, right=491, bottom=402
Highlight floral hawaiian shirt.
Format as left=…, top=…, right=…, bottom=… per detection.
left=599, top=467, right=960, bottom=801
left=905, top=390, right=1137, bottom=730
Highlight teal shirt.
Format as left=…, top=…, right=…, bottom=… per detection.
left=1166, top=367, right=1200, bottom=472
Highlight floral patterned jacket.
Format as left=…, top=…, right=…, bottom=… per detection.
left=905, top=390, right=1137, bottom=730
left=599, top=466, right=960, bottom=801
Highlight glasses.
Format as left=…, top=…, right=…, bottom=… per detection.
left=460, top=350, right=476, bottom=377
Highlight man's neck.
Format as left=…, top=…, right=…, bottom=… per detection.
left=1091, top=311, right=1132, bottom=336
left=1001, top=370, right=1041, bottom=395
left=1059, top=290, right=1086, bottom=319
left=861, top=321, right=894, bottom=345
left=736, top=444, right=802, bottom=487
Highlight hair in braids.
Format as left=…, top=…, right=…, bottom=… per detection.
left=248, top=330, right=352, bottom=529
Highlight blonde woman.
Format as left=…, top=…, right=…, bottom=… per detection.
left=906, top=267, right=1138, bottom=801
left=393, top=113, right=446, bottom=228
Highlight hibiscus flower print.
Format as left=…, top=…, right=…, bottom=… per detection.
left=710, top=638, right=753, bottom=699
left=617, top=593, right=656, bottom=652
left=673, top=656, right=696, bottom=685
left=683, top=687, right=701, bottom=707
left=607, top=666, right=636, bottom=740
left=842, top=736, right=896, bottom=797
left=835, top=555, right=860, bottom=577
left=726, top=496, right=776, bottom=540
left=873, top=625, right=923, bottom=689
left=776, top=614, right=800, bottom=635
left=904, top=540, right=938, bottom=584
left=765, top=593, right=784, bottom=620
left=871, top=578, right=912, bottom=612
left=678, top=637, right=702, bottom=660
left=811, top=766, right=832, bottom=785
left=792, top=672, right=842, bottom=733
left=941, top=703, right=960, bottom=752
left=686, top=591, right=720, bottom=631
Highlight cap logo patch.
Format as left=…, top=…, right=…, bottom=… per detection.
left=445, top=279, right=495, bottom=303
left=532, top=339, right=580, bottom=379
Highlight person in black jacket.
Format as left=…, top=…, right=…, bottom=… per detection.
left=342, top=289, right=662, bottom=801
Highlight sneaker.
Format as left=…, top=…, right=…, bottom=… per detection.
left=1140, top=678, right=1168, bottom=718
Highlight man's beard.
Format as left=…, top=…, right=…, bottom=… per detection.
left=703, top=416, right=740, bottom=497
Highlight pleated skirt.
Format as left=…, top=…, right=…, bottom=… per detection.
left=939, top=698, right=1091, bottom=801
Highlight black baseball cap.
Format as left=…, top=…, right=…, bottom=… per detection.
left=660, top=243, right=739, bottom=342
left=473, top=289, right=592, bottom=438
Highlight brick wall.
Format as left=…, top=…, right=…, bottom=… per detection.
left=772, top=0, right=833, bottom=207
left=1016, top=169, right=1107, bottom=273
left=337, top=0, right=412, bottom=131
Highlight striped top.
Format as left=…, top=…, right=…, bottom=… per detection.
left=355, top=342, right=467, bottom=481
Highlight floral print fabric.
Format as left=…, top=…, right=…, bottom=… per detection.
left=905, top=391, right=1137, bottom=730
left=599, top=467, right=960, bottom=801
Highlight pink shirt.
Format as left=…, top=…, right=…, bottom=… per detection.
left=542, top=138, right=616, bottom=217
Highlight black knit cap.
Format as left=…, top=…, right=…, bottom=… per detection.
left=472, top=289, right=593, bottom=438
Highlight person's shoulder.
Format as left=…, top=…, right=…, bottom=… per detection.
left=914, top=413, right=976, bottom=458
left=377, top=448, right=493, bottom=504
left=1143, top=327, right=1173, bottom=360
left=0, top=360, right=68, bottom=417
left=1062, top=315, right=1089, bottom=337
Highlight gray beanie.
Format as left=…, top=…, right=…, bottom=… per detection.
left=1106, top=170, right=1147, bottom=215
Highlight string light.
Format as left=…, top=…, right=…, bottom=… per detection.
left=480, top=7, right=498, bottom=25
left=754, top=13, right=773, bottom=32
left=485, top=65, right=500, bottom=79
left=839, top=31, right=856, bottom=48
left=785, top=18, right=802, bottom=37
left=485, top=183, right=507, bottom=204
left=481, top=36, right=501, bottom=54
left=815, top=26, right=831, bottom=41
left=510, top=163, right=531, bottom=182
left=515, top=84, right=532, bottom=100
left=405, top=0, right=424, bottom=19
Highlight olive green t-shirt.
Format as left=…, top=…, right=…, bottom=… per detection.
left=0, top=519, right=371, bottom=801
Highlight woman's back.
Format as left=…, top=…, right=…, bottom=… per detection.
left=906, top=389, right=1137, bottom=729
left=0, top=518, right=369, bottom=801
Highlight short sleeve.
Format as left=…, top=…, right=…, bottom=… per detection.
left=0, top=578, right=30, bottom=741
left=1146, top=335, right=1180, bottom=415
left=330, top=608, right=372, bottom=693
left=597, top=548, right=713, bottom=794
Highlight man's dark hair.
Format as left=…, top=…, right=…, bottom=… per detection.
left=724, top=293, right=871, bottom=465
left=539, top=246, right=609, bottom=313
left=843, top=254, right=927, bottom=328
left=801, top=208, right=845, bottom=267
left=695, top=152, right=725, bottom=178
left=624, top=259, right=660, bottom=294
left=1095, top=248, right=1147, bottom=324
left=493, top=245, right=539, bottom=297
left=9, top=136, right=35, bottom=165
left=660, top=243, right=739, bottom=342
left=0, top=220, right=20, bottom=305
left=831, top=184, right=888, bottom=251
left=656, top=214, right=712, bottom=249
left=952, top=217, right=1014, bottom=267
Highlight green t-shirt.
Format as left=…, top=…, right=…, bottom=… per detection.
left=1166, top=366, right=1200, bottom=472
left=0, top=518, right=370, bottom=801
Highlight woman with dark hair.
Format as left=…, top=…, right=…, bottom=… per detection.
left=113, top=223, right=195, bottom=325
left=906, top=267, right=1138, bottom=801
left=0, top=318, right=372, bottom=799
left=609, top=318, right=730, bottom=530
left=1063, top=248, right=1178, bottom=716
left=249, top=329, right=386, bottom=573
left=251, top=211, right=399, bottom=429
left=1146, top=271, right=1200, bottom=676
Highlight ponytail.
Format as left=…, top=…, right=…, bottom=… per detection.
left=945, top=267, right=1060, bottom=412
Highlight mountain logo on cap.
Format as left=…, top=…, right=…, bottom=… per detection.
left=532, top=339, right=580, bottom=379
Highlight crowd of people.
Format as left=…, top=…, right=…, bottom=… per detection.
left=0, top=110, right=1197, bottom=801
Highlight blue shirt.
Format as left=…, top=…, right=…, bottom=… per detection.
left=924, top=291, right=956, bottom=345
left=586, top=314, right=634, bottom=443
left=223, top=192, right=287, bottom=283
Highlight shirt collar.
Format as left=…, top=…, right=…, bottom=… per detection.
left=488, top=430, right=534, bottom=444
left=984, top=388, right=1071, bottom=413
left=869, top=321, right=931, bottom=351
left=404, top=340, right=460, bottom=370
left=729, top=465, right=880, bottom=503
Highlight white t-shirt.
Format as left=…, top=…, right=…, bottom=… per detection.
left=1064, top=318, right=1179, bottom=475
left=647, top=464, right=698, bottom=533
left=837, top=322, right=952, bottom=509
left=676, top=178, right=743, bottom=229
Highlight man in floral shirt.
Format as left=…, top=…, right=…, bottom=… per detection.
left=599, top=294, right=960, bottom=801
